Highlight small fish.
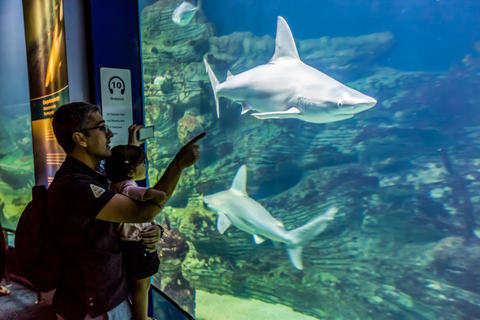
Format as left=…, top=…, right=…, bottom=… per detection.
left=172, top=0, right=202, bottom=26
left=153, top=76, right=165, bottom=86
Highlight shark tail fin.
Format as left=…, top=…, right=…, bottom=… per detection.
left=285, top=207, right=338, bottom=269
left=204, top=58, right=221, bottom=118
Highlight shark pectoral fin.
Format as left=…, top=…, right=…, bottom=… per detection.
left=204, top=59, right=221, bottom=118
left=253, top=234, right=266, bottom=244
left=217, top=213, right=232, bottom=234
left=251, top=108, right=301, bottom=120
left=287, top=246, right=304, bottom=270
left=241, top=102, right=253, bottom=115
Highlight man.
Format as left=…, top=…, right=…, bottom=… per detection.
left=48, top=102, right=205, bottom=320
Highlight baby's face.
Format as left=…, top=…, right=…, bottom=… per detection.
left=131, top=160, right=147, bottom=181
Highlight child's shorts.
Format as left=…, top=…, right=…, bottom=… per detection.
left=121, top=240, right=160, bottom=279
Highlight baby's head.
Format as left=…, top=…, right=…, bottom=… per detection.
left=105, top=145, right=147, bottom=182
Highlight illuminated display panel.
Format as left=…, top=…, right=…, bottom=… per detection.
left=0, top=1, right=35, bottom=229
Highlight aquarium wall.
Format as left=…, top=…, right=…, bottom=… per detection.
left=0, top=1, right=35, bottom=230
left=139, top=0, right=480, bottom=319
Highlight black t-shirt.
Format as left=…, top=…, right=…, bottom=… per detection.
left=47, top=156, right=131, bottom=320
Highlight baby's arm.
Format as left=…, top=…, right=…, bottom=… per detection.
left=143, top=188, right=170, bottom=209
left=122, top=184, right=169, bottom=210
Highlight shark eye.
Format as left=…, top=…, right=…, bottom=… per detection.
left=337, top=101, right=343, bottom=108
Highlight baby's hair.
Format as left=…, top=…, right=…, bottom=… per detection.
left=105, top=145, right=146, bottom=183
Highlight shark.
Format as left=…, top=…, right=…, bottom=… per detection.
left=203, top=165, right=338, bottom=269
left=172, top=0, right=202, bottom=26
left=204, top=16, right=377, bottom=123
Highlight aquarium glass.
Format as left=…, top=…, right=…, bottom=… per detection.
left=138, top=0, right=480, bottom=319
left=0, top=1, right=35, bottom=230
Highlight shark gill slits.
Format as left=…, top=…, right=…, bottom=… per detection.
left=298, top=97, right=309, bottom=112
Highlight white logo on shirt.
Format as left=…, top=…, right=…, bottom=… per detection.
left=90, top=184, right=106, bottom=198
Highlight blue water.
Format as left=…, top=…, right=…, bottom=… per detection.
left=140, top=0, right=480, bottom=71
left=205, top=0, right=480, bottom=71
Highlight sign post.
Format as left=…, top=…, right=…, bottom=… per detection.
left=100, top=67, right=133, bottom=146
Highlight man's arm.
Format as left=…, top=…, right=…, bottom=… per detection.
left=95, top=193, right=161, bottom=223
left=95, top=132, right=206, bottom=223
left=144, top=188, right=170, bottom=209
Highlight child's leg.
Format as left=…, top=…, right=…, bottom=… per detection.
left=132, top=277, right=151, bottom=320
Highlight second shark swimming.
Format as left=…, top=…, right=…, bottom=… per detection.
left=203, top=165, right=338, bottom=269
left=204, top=16, right=377, bottom=123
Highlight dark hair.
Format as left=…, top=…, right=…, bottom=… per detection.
left=105, top=145, right=146, bottom=183
left=51, top=102, right=99, bottom=154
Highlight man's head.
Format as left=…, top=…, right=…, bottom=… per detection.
left=52, top=102, right=113, bottom=161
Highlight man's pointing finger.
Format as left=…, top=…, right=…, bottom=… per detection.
left=186, top=132, right=206, bottom=146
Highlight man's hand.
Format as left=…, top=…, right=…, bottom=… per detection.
left=128, top=124, right=145, bottom=146
left=173, top=132, right=206, bottom=169
left=140, top=224, right=164, bottom=253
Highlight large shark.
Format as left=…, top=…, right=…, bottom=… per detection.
left=204, top=16, right=377, bottom=123
left=203, top=165, right=338, bottom=269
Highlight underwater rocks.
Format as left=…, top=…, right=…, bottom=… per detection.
left=141, top=0, right=214, bottom=63
left=207, top=32, right=275, bottom=73
left=297, top=31, right=395, bottom=79
left=429, top=236, right=480, bottom=294
left=154, top=222, right=195, bottom=315
left=206, top=31, right=395, bottom=81
left=177, top=111, right=207, bottom=144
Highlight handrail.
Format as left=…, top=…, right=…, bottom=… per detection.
left=150, top=285, right=195, bottom=320
left=3, top=227, right=15, bottom=234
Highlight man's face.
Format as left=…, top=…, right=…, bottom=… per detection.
left=82, top=111, right=114, bottom=160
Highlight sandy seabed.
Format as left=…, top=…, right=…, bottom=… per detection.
left=195, top=290, right=319, bottom=320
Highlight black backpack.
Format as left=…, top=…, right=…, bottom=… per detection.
left=14, top=185, right=63, bottom=292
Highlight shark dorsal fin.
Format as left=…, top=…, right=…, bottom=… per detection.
left=226, top=70, right=235, bottom=80
left=241, top=102, right=253, bottom=115
left=269, top=16, right=300, bottom=63
left=230, top=165, right=248, bottom=196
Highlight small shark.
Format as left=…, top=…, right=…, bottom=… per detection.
left=204, top=16, right=377, bottom=123
left=203, top=165, right=338, bottom=269
left=172, top=0, right=202, bottom=26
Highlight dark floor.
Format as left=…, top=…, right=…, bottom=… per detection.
left=0, top=276, right=56, bottom=320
